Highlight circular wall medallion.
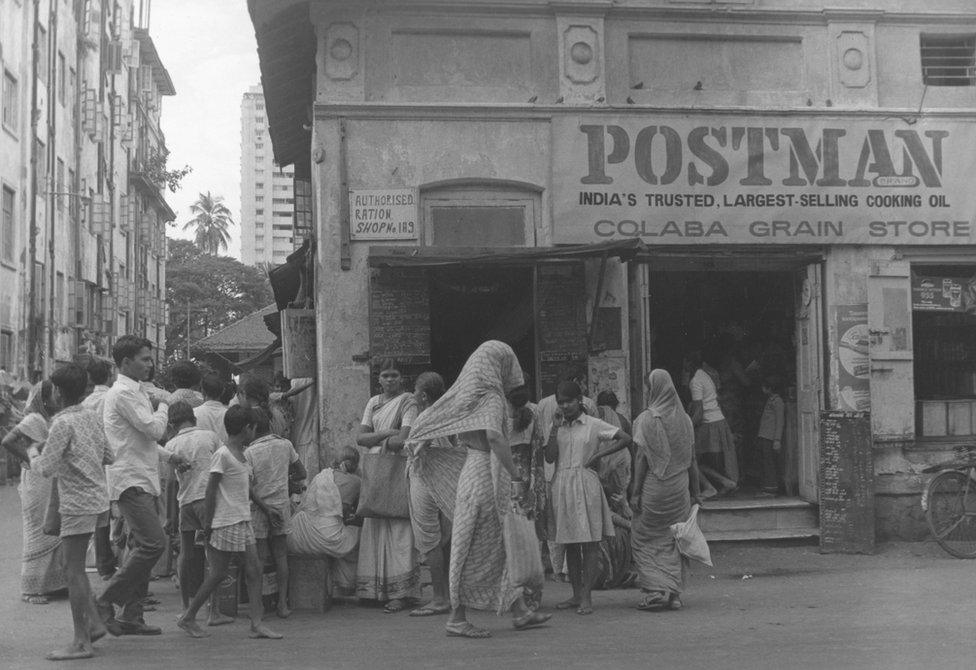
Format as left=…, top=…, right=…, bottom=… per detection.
left=570, top=41, right=593, bottom=65
left=842, top=48, right=864, bottom=71
left=330, top=38, right=353, bottom=61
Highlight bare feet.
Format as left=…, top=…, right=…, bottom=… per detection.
left=276, top=605, right=291, bottom=619
left=249, top=624, right=283, bottom=639
left=177, top=618, right=210, bottom=638
left=577, top=598, right=593, bottom=615
left=207, top=613, right=234, bottom=627
left=555, top=599, right=580, bottom=610
left=45, top=642, right=93, bottom=661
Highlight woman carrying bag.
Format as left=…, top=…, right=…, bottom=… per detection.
left=355, top=359, right=420, bottom=613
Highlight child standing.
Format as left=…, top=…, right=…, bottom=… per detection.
left=756, top=376, right=786, bottom=497
left=545, top=380, right=631, bottom=616
left=166, top=401, right=223, bottom=620
left=176, top=406, right=282, bottom=639
left=245, top=407, right=306, bottom=619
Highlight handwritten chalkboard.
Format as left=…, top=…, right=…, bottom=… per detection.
left=819, top=411, right=875, bottom=554
left=369, top=268, right=431, bottom=365
left=536, top=264, right=588, bottom=396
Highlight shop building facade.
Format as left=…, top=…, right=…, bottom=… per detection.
left=250, top=0, right=976, bottom=540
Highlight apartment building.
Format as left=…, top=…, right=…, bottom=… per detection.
left=240, top=85, right=295, bottom=267
left=0, top=0, right=172, bottom=378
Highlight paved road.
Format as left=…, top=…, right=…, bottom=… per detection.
left=0, top=482, right=972, bottom=670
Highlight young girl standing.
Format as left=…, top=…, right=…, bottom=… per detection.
left=756, top=376, right=786, bottom=497
left=545, top=381, right=631, bottom=615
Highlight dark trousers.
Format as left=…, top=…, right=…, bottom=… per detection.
left=758, top=438, right=782, bottom=492
left=94, top=523, right=117, bottom=577
left=99, top=487, right=165, bottom=621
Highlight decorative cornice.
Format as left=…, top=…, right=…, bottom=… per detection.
left=315, top=101, right=976, bottom=120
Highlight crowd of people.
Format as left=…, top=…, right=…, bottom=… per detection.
left=0, top=335, right=720, bottom=660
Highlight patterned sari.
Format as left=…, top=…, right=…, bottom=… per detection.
left=355, top=392, right=420, bottom=602
left=16, top=402, right=67, bottom=596
left=408, top=341, right=538, bottom=613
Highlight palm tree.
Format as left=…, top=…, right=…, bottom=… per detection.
left=182, top=191, right=234, bottom=255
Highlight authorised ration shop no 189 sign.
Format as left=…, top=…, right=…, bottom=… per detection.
left=349, top=189, right=418, bottom=241
left=551, top=115, right=976, bottom=245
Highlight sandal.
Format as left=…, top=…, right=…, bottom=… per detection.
left=383, top=598, right=406, bottom=614
left=636, top=592, right=669, bottom=612
left=512, top=611, right=551, bottom=630
left=22, top=594, right=49, bottom=605
left=409, top=603, right=451, bottom=617
left=445, top=621, right=491, bottom=638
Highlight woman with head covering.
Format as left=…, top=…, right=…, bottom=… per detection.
left=1, top=381, right=67, bottom=604
left=408, top=341, right=551, bottom=638
left=630, top=370, right=695, bottom=612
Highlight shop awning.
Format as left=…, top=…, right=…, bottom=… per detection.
left=368, top=239, right=645, bottom=268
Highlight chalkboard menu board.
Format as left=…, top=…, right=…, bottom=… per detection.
left=369, top=268, right=431, bottom=365
left=819, top=411, right=874, bottom=554
left=536, top=264, right=588, bottom=396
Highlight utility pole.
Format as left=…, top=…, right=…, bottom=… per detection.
left=186, top=298, right=190, bottom=358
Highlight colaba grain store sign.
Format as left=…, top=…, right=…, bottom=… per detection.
left=551, top=115, right=976, bottom=246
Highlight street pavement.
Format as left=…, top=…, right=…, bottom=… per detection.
left=0, top=482, right=973, bottom=670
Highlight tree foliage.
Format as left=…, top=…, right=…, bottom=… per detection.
left=181, top=191, right=234, bottom=255
left=165, top=239, right=274, bottom=361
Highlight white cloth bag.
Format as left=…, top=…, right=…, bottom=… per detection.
left=670, top=504, right=713, bottom=567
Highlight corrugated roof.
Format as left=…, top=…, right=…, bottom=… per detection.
left=193, top=304, right=278, bottom=353
left=248, top=0, right=315, bottom=167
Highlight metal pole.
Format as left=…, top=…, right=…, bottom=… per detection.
left=186, top=298, right=190, bottom=358
left=25, top=0, right=41, bottom=381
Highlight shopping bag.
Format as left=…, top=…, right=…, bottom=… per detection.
left=670, top=504, right=713, bottom=567
left=42, top=479, right=61, bottom=537
left=501, top=511, right=544, bottom=610
left=355, top=452, right=409, bottom=519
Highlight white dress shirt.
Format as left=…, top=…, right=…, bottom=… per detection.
left=82, top=384, right=111, bottom=427
left=103, top=374, right=169, bottom=500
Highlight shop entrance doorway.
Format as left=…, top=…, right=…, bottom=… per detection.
left=645, top=266, right=820, bottom=501
left=428, top=266, right=536, bottom=385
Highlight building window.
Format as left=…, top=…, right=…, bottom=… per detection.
left=68, top=168, right=77, bottom=222
left=56, top=158, right=65, bottom=211
left=255, top=208, right=264, bottom=215
left=37, top=24, right=48, bottom=83
left=256, top=182, right=264, bottom=189
left=255, top=196, right=264, bottom=202
left=422, top=184, right=540, bottom=247
left=2, top=70, right=18, bottom=130
left=0, top=330, right=11, bottom=370
left=1, top=186, right=14, bottom=264
left=913, top=266, right=976, bottom=438
left=58, top=51, right=66, bottom=105
left=921, top=34, right=976, bottom=86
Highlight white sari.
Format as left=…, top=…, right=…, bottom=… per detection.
left=355, top=392, right=419, bottom=602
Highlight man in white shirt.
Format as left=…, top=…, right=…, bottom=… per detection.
left=194, top=373, right=228, bottom=445
left=95, top=336, right=185, bottom=636
left=82, top=357, right=117, bottom=580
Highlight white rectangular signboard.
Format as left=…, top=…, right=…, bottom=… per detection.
left=349, top=189, right=418, bottom=241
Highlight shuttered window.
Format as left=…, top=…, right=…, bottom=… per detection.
left=921, top=34, right=976, bottom=86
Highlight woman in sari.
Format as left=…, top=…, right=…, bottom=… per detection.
left=0, top=381, right=66, bottom=604
left=355, top=359, right=420, bottom=612
left=630, top=369, right=694, bottom=612
left=408, top=341, right=551, bottom=638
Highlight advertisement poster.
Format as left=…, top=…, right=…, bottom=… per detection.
left=551, top=115, right=976, bottom=245
left=836, top=305, right=870, bottom=411
left=912, top=274, right=976, bottom=312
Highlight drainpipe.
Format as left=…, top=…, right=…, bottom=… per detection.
left=45, top=0, right=58, bottom=366
left=26, top=0, right=41, bottom=380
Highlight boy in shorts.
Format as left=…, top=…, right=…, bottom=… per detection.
left=176, top=406, right=282, bottom=640
left=245, top=407, right=306, bottom=618
left=29, top=363, right=114, bottom=660
left=166, top=401, right=226, bottom=621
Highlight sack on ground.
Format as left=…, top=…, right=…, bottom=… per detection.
left=670, top=504, right=712, bottom=567
left=42, top=478, right=61, bottom=537
left=355, top=452, right=409, bottom=519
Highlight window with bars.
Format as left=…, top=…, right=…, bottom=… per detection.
left=0, top=330, right=11, bottom=371
left=921, top=34, right=976, bottom=86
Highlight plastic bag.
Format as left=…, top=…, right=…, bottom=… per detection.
left=670, top=504, right=713, bottom=567
left=501, top=511, right=544, bottom=601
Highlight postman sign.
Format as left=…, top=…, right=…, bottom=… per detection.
left=349, top=189, right=418, bottom=241
left=552, top=115, right=976, bottom=245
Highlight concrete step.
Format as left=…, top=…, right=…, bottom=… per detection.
left=698, top=497, right=819, bottom=539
